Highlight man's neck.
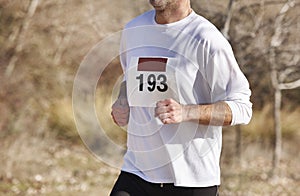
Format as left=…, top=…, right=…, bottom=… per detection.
left=155, top=3, right=192, bottom=24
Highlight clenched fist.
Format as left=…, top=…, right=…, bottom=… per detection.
left=155, top=98, right=188, bottom=124
left=111, top=97, right=130, bottom=127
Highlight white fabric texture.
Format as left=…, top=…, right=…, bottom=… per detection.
left=119, top=10, right=252, bottom=187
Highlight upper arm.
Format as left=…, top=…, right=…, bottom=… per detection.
left=205, top=45, right=252, bottom=125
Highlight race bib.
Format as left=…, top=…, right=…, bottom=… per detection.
left=127, top=57, right=179, bottom=107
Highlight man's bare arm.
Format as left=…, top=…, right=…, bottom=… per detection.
left=111, top=81, right=129, bottom=126
left=117, top=81, right=127, bottom=98
left=155, top=99, right=232, bottom=126
left=184, top=101, right=232, bottom=126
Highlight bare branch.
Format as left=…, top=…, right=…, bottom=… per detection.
left=271, top=0, right=295, bottom=47
left=5, top=0, right=40, bottom=77
left=221, top=0, right=235, bottom=40
left=237, top=0, right=291, bottom=11
left=86, top=2, right=103, bottom=39
left=53, top=26, right=75, bottom=66
left=279, top=67, right=299, bottom=81
left=279, top=79, right=300, bottom=90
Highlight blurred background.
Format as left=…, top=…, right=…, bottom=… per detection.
left=0, top=0, right=299, bottom=195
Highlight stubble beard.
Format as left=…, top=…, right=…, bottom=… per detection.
left=149, top=0, right=171, bottom=11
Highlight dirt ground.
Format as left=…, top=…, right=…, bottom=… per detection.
left=1, top=128, right=299, bottom=196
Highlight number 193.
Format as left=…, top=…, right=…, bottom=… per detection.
left=136, top=74, right=168, bottom=92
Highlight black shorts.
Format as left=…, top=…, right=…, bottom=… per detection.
left=110, top=171, right=219, bottom=196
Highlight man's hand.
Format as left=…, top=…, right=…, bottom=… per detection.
left=155, top=99, right=187, bottom=124
left=111, top=97, right=129, bottom=127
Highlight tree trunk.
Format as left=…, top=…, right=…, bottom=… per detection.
left=269, top=0, right=297, bottom=176
left=235, top=125, right=242, bottom=165
left=270, top=47, right=282, bottom=175
left=273, top=87, right=282, bottom=174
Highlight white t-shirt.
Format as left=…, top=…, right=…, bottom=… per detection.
left=119, top=10, right=252, bottom=187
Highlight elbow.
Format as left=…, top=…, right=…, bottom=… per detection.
left=241, top=106, right=252, bottom=125
left=226, top=101, right=253, bottom=126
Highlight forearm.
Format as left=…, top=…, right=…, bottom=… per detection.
left=184, top=102, right=232, bottom=126
left=118, top=81, right=127, bottom=98
left=112, top=81, right=129, bottom=127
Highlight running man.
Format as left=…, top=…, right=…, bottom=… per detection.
left=111, top=0, right=252, bottom=195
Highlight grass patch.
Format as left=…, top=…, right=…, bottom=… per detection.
left=49, top=98, right=80, bottom=142
left=242, top=104, right=300, bottom=142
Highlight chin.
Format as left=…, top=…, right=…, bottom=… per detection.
left=153, top=6, right=165, bottom=11
left=152, top=3, right=167, bottom=11
left=150, top=0, right=164, bottom=8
